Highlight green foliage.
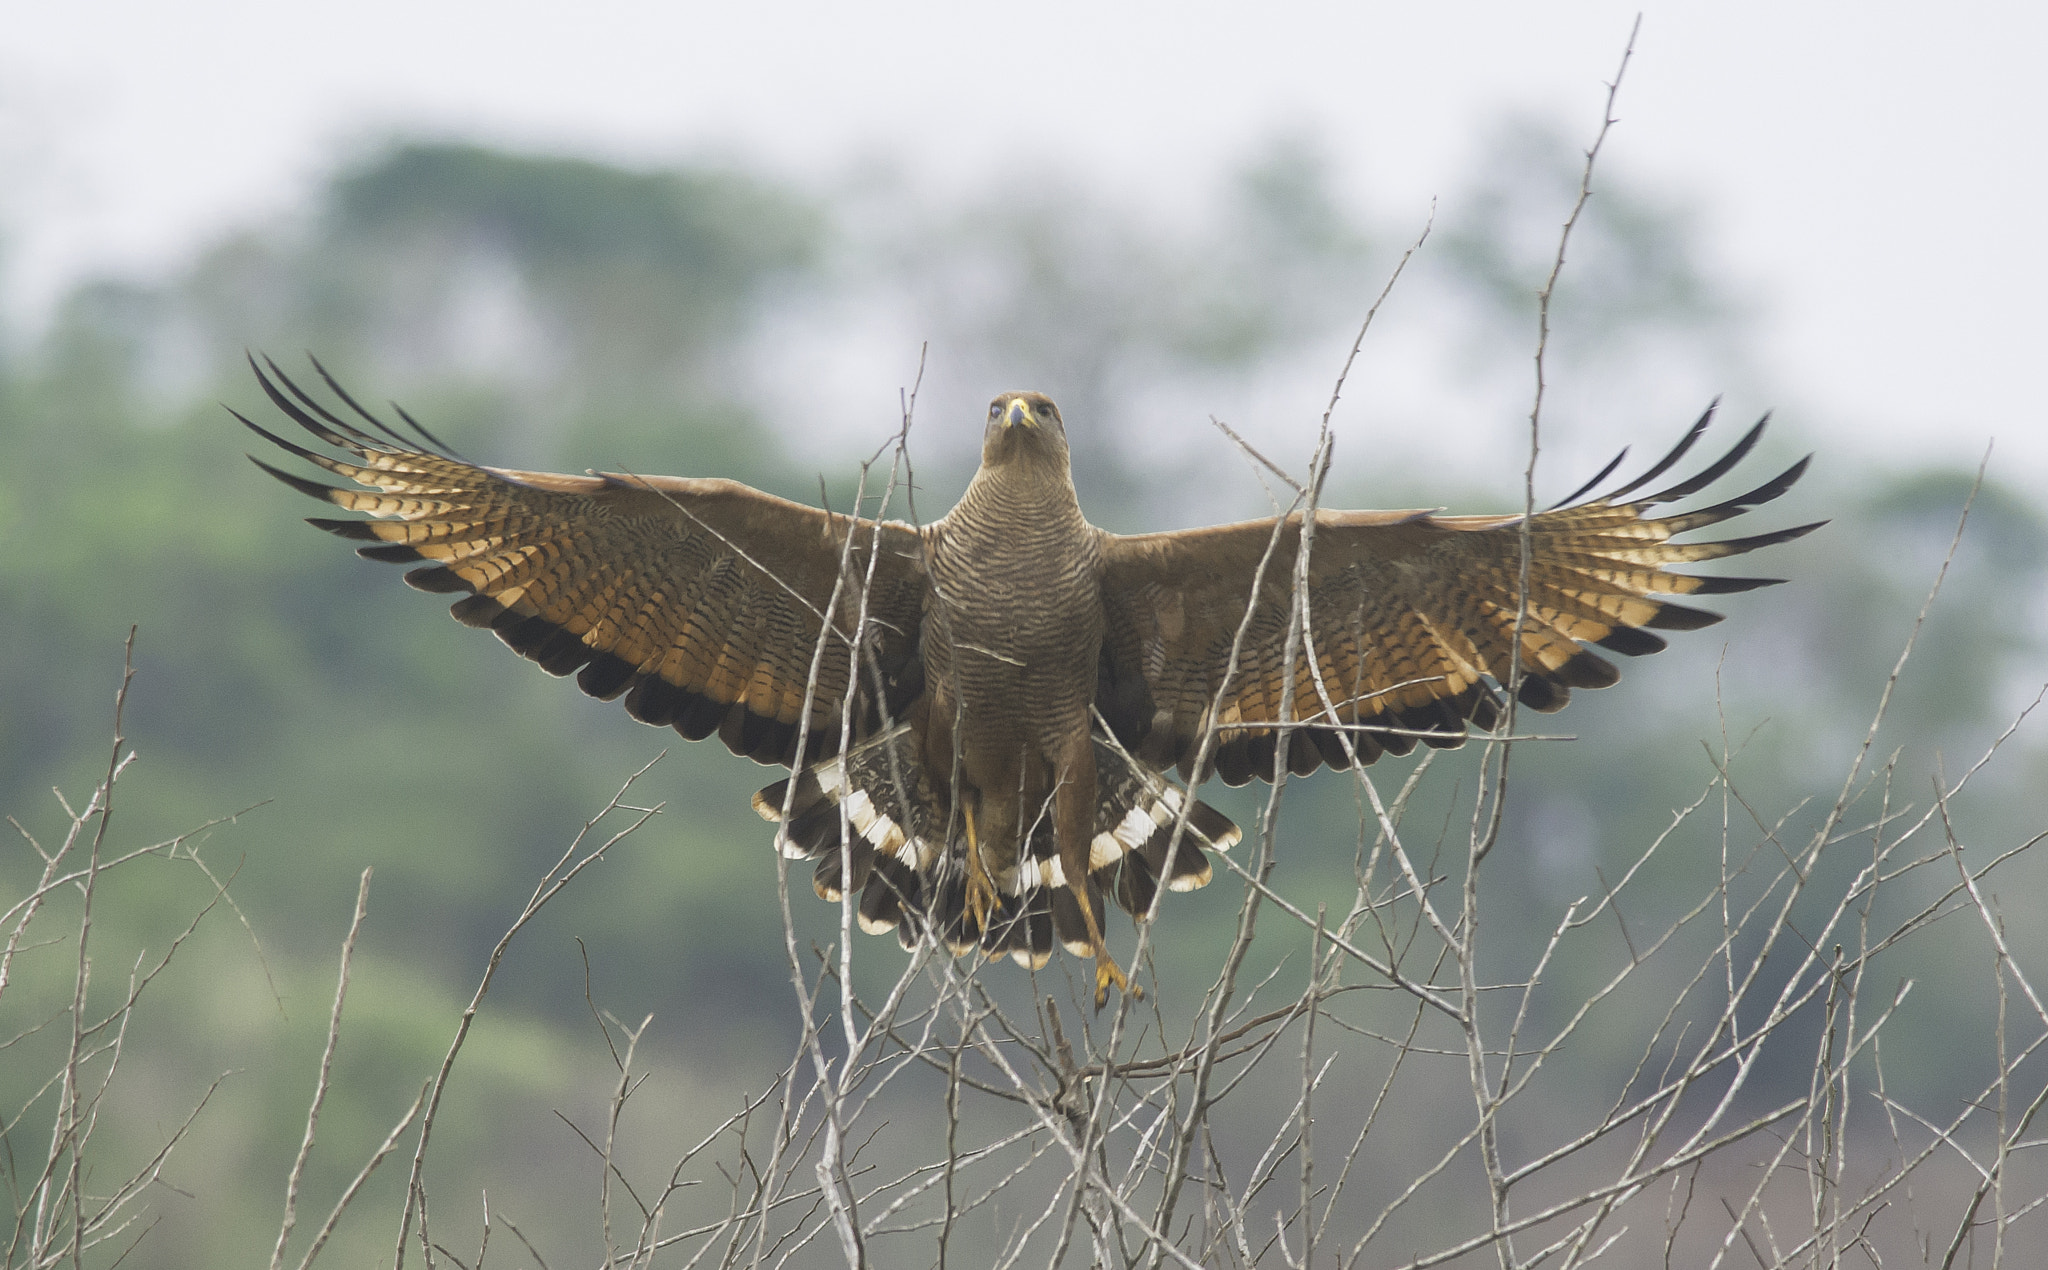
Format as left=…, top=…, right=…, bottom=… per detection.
left=324, top=142, right=818, bottom=389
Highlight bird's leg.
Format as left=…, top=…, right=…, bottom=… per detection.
left=1067, top=872, right=1130, bottom=1009
left=1053, top=739, right=1132, bottom=1009
left=961, top=797, right=998, bottom=939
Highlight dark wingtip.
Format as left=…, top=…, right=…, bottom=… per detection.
left=1515, top=673, right=1570, bottom=712
left=1674, top=455, right=1813, bottom=529
left=404, top=564, right=471, bottom=593
left=1549, top=445, right=1630, bottom=511
left=234, top=408, right=329, bottom=467
left=1713, top=520, right=1829, bottom=555
left=305, top=516, right=380, bottom=541
left=248, top=454, right=344, bottom=504
left=1733, top=455, right=1811, bottom=510
left=1779, top=518, right=1828, bottom=542
left=449, top=593, right=507, bottom=628
left=390, top=399, right=465, bottom=460
left=1642, top=601, right=1725, bottom=632
left=1553, top=648, right=1620, bottom=690
left=1595, top=626, right=1668, bottom=657
left=1601, top=400, right=1719, bottom=503
left=305, top=351, right=462, bottom=456
left=1683, top=574, right=1786, bottom=595
left=1643, top=414, right=1770, bottom=505
left=249, top=353, right=350, bottom=446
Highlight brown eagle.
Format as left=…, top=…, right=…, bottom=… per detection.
left=241, top=358, right=1817, bottom=1002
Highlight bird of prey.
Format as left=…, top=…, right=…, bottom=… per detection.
left=240, top=358, right=1817, bottom=1003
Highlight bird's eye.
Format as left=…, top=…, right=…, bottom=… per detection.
left=989, top=403, right=1002, bottom=421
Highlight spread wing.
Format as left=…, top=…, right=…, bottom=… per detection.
left=240, top=357, right=928, bottom=768
left=1098, top=408, right=1822, bottom=786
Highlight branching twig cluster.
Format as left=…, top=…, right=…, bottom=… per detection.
left=2, top=631, right=244, bottom=1267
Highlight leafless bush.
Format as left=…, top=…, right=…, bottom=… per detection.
left=31, top=497, right=2034, bottom=1269
left=1, top=631, right=254, bottom=1267
left=349, top=467, right=2043, bottom=1270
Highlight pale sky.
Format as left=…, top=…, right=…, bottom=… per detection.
left=4, top=1, right=2043, bottom=482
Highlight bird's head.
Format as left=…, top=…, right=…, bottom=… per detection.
left=981, top=391, right=1069, bottom=470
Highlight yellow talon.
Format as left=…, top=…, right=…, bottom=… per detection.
left=1093, top=950, right=1138, bottom=1010
left=965, top=863, right=998, bottom=935
left=962, top=800, right=997, bottom=935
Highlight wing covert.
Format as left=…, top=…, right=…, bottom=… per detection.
left=240, top=356, right=928, bottom=768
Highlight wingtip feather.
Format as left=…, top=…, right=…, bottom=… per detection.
left=248, top=455, right=345, bottom=505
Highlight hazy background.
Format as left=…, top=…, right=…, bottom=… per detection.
left=7, top=1, right=2046, bottom=478
left=2, top=4, right=2045, bottom=1265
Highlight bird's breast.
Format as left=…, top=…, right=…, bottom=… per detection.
left=922, top=483, right=1104, bottom=728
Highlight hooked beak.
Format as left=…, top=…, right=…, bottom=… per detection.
left=1004, top=398, right=1034, bottom=429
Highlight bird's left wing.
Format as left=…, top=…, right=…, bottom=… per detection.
left=1097, top=409, right=1822, bottom=786
left=239, top=358, right=929, bottom=768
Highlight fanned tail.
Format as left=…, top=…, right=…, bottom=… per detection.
left=753, top=724, right=1240, bottom=967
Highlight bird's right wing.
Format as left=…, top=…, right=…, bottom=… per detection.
left=240, top=357, right=929, bottom=768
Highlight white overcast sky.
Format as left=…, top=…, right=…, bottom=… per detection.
left=3, top=0, right=2043, bottom=482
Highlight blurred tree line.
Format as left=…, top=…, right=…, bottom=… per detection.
left=1, top=132, right=2043, bottom=1265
